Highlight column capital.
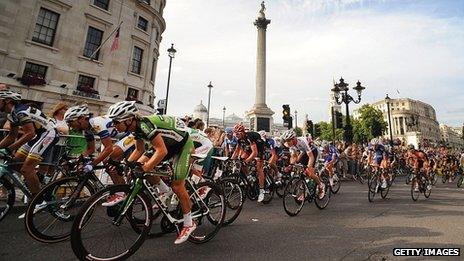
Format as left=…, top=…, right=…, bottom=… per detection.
left=254, top=18, right=271, bottom=29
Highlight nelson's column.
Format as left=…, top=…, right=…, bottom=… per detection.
left=246, top=2, right=274, bottom=132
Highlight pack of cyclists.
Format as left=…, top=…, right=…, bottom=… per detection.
left=1, top=88, right=463, bottom=259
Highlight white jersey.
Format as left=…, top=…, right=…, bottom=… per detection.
left=289, top=137, right=311, bottom=154
left=188, top=128, right=213, bottom=154
left=84, top=116, right=118, bottom=140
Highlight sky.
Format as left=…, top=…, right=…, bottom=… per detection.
left=154, top=0, right=464, bottom=127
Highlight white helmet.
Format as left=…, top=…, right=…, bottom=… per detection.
left=107, top=101, right=138, bottom=120
left=258, top=130, right=267, bottom=140
left=281, top=130, right=296, bottom=141
left=371, top=138, right=379, bottom=145
left=0, top=90, right=21, bottom=101
left=321, top=140, right=330, bottom=148
left=64, top=105, right=90, bottom=122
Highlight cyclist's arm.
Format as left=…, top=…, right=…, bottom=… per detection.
left=8, top=122, right=35, bottom=151
left=143, top=134, right=168, bottom=172
left=0, top=125, right=17, bottom=149
left=82, top=139, right=95, bottom=157
left=245, top=142, right=258, bottom=164
left=306, top=151, right=314, bottom=169
left=128, top=139, right=144, bottom=162
left=231, top=144, right=241, bottom=160
left=289, top=151, right=298, bottom=164
left=91, top=136, right=113, bottom=166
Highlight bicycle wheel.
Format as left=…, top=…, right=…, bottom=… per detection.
left=71, top=184, right=152, bottom=261
left=432, top=172, right=438, bottom=186
left=275, top=179, right=286, bottom=198
left=442, top=173, right=447, bottom=184
left=314, top=180, right=330, bottom=209
left=25, top=176, right=95, bottom=243
left=424, top=180, right=432, bottom=198
left=283, top=177, right=305, bottom=216
left=380, top=185, right=390, bottom=199
left=330, top=174, right=341, bottom=194
left=220, top=177, right=244, bottom=226
left=457, top=177, right=463, bottom=188
left=411, top=178, right=420, bottom=201
left=0, top=177, right=15, bottom=222
left=188, top=181, right=225, bottom=244
left=368, top=175, right=378, bottom=203
left=406, top=173, right=412, bottom=185
left=245, top=177, right=259, bottom=201
left=262, top=173, right=275, bottom=204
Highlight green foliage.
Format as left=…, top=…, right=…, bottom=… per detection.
left=353, top=104, right=387, bottom=143
left=294, top=127, right=303, bottom=137
left=313, top=121, right=343, bottom=141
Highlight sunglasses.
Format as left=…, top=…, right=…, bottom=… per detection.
left=112, top=118, right=131, bottom=125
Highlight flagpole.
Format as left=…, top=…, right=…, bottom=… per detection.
left=89, top=21, right=123, bottom=60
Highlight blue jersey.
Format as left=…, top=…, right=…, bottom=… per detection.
left=264, top=138, right=275, bottom=150
left=7, top=104, right=54, bottom=133
left=324, top=145, right=339, bottom=162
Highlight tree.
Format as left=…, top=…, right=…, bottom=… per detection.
left=353, top=104, right=387, bottom=143
left=314, top=121, right=343, bottom=141
left=294, top=127, right=303, bottom=137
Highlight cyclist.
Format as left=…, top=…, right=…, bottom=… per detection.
left=107, top=101, right=195, bottom=244
left=231, top=123, right=267, bottom=203
left=0, top=90, right=58, bottom=196
left=222, top=127, right=237, bottom=157
left=281, top=130, right=325, bottom=199
left=368, top=138, right=389, bottom=188
left=64, top=105, right=135, bottom=206
left=259, top=130, right=281, bottom=181
left=321, top=140, right=340, bottom=188
left=406, top=144, right=430, bottom=191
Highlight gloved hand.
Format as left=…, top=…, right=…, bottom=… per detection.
left=0, top=148, right=12, bottom=158
left=83, top=163, right=94, bottom=173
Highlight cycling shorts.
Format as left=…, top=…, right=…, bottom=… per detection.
left=18, top=128, right=59, bottom=161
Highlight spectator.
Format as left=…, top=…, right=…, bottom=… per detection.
left=49, top=102, right=69, bottom=135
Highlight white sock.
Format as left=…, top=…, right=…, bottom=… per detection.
left=260, top=188, right=265, bottom=194
left=155, top=180, right=170, bottom=193
left=183, top=212, right=192, bottom=227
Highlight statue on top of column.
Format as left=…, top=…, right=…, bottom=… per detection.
left=259, top=1, right=266, bottom=18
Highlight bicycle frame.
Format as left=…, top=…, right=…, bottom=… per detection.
left=0, top=163, right=32, bottom=199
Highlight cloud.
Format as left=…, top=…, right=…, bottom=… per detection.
left=154, top=0, right=464, bottom=126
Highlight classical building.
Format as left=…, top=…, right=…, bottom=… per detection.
left=192, top=101, right=207, bottom=123
left=440, top=124, right=464, bottom=149
left=0, top=0, right=165, bottom=115
left=354, top=98, right=441, bottom=147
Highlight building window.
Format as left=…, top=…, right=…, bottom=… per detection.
left=150, top=58, right=157, bottom=81
left=137, top=16, right=148, bottom=31
left=131, top=46, right=143, bottom=74
left=93, top=0, right=109, bottom=10
left=77, top=75, right=97, bottom=92
left=23, top=62, right=48, bottom=78
left=32, top=8, right=60, bottom=46
left=127, top=87, right=139, bottom=100
left=83, top=27, right=104, bottom=59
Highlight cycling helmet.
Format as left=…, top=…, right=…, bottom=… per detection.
left=64, top=105, right=90, bottom=122
left=370, top=138, right=379, bottom=145
left=407, top=144, right=415, bottom=150
left=258, top=130, right=267, bottom=140
left=321, top=140, right=330, bottom=148
left=0, top=90, right=21, bottom=101
left=225, top=127, right=233, bottom=135
left=233, top=123, right=245, bottom=133
left=107, top=101, right=138, bottom=120
left=281, top=130, right=296, bottom=141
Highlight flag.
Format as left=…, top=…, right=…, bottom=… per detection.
left=110, top=27, right=120, bottom=52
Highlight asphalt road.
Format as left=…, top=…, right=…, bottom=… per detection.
left=1, top=177, right=464, bottom=261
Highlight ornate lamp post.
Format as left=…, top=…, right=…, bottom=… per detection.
left=385, top=94, right=394, bottom=146
left=164, top=43, right=176, bottom=114
left=222, top=106, right=226, bottom=128
left=331, top=77, right=366, bottom=143
left=206, top=81, right=213, bottom=126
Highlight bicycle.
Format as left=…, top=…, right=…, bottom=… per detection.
left=368, top=167, right=391, bottom=202
left=24, top=157, right=107, bottom=243
left=411, top=170, right=432, bottom=201
left=317, top=161, right=341, bottom=195
left=70, top=156, right=226, bottom=261
left=283, top=164, right=330, bottom=216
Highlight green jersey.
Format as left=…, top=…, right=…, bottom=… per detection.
left=135, top=115, right=189, bottom=150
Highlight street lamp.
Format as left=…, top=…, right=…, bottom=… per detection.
left=206, top=81, right=213, bottom=126
left=385, top=94, right=394, bottom=146
left=331, top=77, right=366, bottom=143
left=164, top=43, right=177, bottom=114
left=222, top=106, right=226, bottom=128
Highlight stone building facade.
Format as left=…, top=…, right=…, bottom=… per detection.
left=440, top=124, right=464, bottom=150
left=354, top=98, right=441, bottom=147
left=0, top=0, right=166, bottom=115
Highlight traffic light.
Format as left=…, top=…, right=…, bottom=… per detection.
left=282, top=104, right=292, bottom=129
left=335, top=111, right=343, bottom=129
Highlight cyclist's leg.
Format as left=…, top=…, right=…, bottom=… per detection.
left=171, top=138, right=194, bottom=221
